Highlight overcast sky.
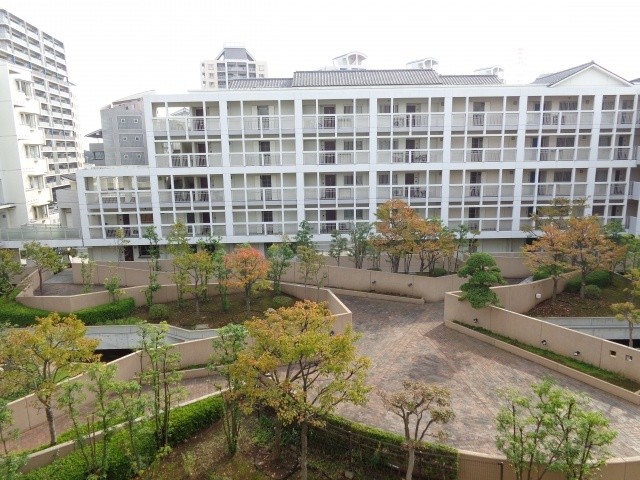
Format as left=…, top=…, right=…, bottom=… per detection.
left=3, top=0, right=639, bottom=138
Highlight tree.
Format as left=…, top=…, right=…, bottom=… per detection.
left=0, top=399, right=27, bottom=480
left=449, top=224, right=477, bottom=273
left=0, top=250, right=21, bottom=298
left=178, top=251, right=213, bottom=315
left=522, top=197, right=588, bottom=236
left=231, top=301, right=370, bottom=480
left=114, top=227, right=130, bottom=262
left=78, top=253, right=94, bottom=294
left=142, top=225, right=161, bottom=271
left=564, top=216, right=623, bottom=299
left=0, top=313, right=99, bottom=445
left=457, top=253, right=505, bottom=308
left=111, top=379, right=147, bottom=472
left=611, top=268, right=640, bottom=347
left=496, top=379, right=616, bottom=480
left=24, top=241, right=62, bottom=295
left=103, top=274, right=123, bottom=303
left=225, top=245, right=271, bottom=314
left=347, top=222, right=372, bottom=269
left=297, top=245, right=327, bottom=297
left=167, top=222, right=191, bottom=307
left=138, top=322, right=184, bottom=448
left=294, top=219, right=314, bottom=250
left=329, top=229, right=348, bottom=266
left=415, top=218, right=455, bottom=275
left=522, top=224, right=573, bottom=302
left=379, top=381, right=455, bottom=480
left=266, top=239, right=294, bottom=294
left=374, top=199, right=420, bottom=273
left=211, top=246, right=231, bottom=312
left=208, top=324, right=248, bottom=455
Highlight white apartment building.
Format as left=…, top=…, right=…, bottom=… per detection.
left=0, top=8, right=82, bottom=195
left=28, top=62, right=640, bottom=260
left=200, top=45, right=268, bottom=90
left=0, top=62, right=52, bottom=228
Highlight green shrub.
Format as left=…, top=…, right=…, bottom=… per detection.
left=23, top=395, right=224, bottom=480
left=149, top=303, right=170, bottom=321
left=0, top=300, right=49, bottom=326
left=430, top=267, right=448, bottom=277
left=584, top=284, right=602, bottom=299
left=271, top=295, right=294, bottom=309
left=565, top=276, right=582, bottom=293
left=74, top=298, right=135, bottom=325
left=533, top=267, right=552, bottom=281
left=585, top=270, right=611, bottom=288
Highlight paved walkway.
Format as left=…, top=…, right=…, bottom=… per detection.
left=335, top=295, right=640, bottom=457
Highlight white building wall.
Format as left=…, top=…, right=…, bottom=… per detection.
left=71, top=79, right=640, bottom=259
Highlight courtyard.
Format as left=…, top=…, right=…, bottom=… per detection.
left=335, top=295, right=640, bottom=457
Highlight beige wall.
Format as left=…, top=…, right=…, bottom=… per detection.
left=281, top=262, right=466, bottom=302
left=444, top=288, right=640, bottom=386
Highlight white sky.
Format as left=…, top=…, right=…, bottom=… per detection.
left=3, top=0, right=639, bottom=138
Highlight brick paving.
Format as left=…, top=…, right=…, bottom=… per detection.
left=335, top=295, right=640, bottom=457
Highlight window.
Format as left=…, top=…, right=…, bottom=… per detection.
left=138, top=245, right=151, bottom=258
left=598, top=135, right=612, bottom=147
left=344, top=175, right=354, bottom=186
left=559, top=101, right=578, bottom=111
left=262, top=211, right=273, bottom=222
left=378, top=173, right=390, bottom=185
left=595, top=170, right=608, bottom=182
left=553, top=170, right=572, bottom=182
left=378, top=103, right=398, bottom=114
left=140, top=213, right=153, bottom=224
left=621, top=99, right=634, bottom=110
left=556, top=137, right=575, bottom=148
left=344, top=140, right=364, bottom=150
left=344, top=210, right=354, bottom=220
left=356, top=209, right=365, bottom=220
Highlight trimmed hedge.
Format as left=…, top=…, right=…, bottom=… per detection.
left=565, top=270, right=612, bottom=293
left=584, top=284, right=602, bottom=299
left=23, top=395, right=224, bottom=480
left=149, top=303, right=169, bottom=321
left=430, top=267, right=449, bottom=278
left=271, top=295, right=294, bottom=309
left=74, top=298, right=135, bottom=325
left=0, top=301, right=50, bottom=327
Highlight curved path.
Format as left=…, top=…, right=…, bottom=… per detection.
left=335, top=295, right=640, bottom=457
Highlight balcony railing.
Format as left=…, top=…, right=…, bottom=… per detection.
left=229, top=152, right=296, bottom=167
left=525, top=111, right=594, bottom=129
left=376, top=149, right=442, bottom=164
left=156, top=153, right=223, bottom=168
left=231, top=188, right=297, bottom=203
left=377, top=113, right=445, bottom=131
left=0, top=226, right=81, bottom=241
left=302, top=114, right=369, bottom=132
left=450, top=148, right=517, bottom=163
left=303, top=151, right=369, bottom=165
left=524, top=147, right=590, bottom=162
left=600, top=111, right=636, bottom=127
left=158, top=189, right=224, bottom=204
left=521, top=183, right=588, bottom=198
left=447, top=219, right=512, bottom=232
left=451, top=112, right=520, bottom=130
left=152, top=117, right=221, bottom=135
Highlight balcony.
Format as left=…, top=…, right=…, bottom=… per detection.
left=521, top=183, right=587, bottom=198
left=156, top=153, right=223, bottom=168
left=376, top=149, right=442, bottom=164
left=592, top=183, right=626, bottom=198
left=0, top=225, right=81, bottom=242
left=448, top=219, right=512, bottom=232
left=229, top=152, right=296, bottom=167
left=526, top=111, right=593, bottom=129
left=448, top=184, right=514, bottom=200
left=451, top=112, right=520, bottom=130
left=524, top=147, right=590, bottom=162
left=302, top=114, right=369, bottom=133
left=231, top=188, right=297, bottom=204
left=304, top=187, right=368, bottom=202
left=303, top=151, right=369, bottom=165
left=158, top=189, right=224, bottom=206
left=450, top=148, right=517, bottom=163
left=227, top=115, right=295, bottom=134
left=377, top=113, right=445, bottom=132
left=600, top=111, right=636, bottom=128
left=152, top=117, right=220, bottom=136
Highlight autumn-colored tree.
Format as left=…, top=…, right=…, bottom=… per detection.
left=564, top=216, right=624, bottom=299
left=611, top=268, right=640, bottom=347
left=457, top=253, right=506, bottom=308
left=266, top=239, right=295, bottom=294
left=225, top=245, right=270, bottom=314
left=415, top=218, right=455, bottom=275
left=24, top=241, right=63, bottom=295
left=0, top=250, right=21, bottom=298
left=379, top=381, right=455, bottom=480
left=374, top=199, right=420, bottom=273
left=522, top=224, right=574, bottom=302
left=0, top=313, right=99, bottom=445
left=0, top=399, right=26, bottom=480
left=231, top=301, right=370, bottom=480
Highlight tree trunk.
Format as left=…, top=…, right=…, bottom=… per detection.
left=272, top=418, right=282, bottom=461
left=629, top=323, right=634, bottom=348
left=579, top=280, right=586, bottom=299
left=406, top=444, right=415, bottom=480
left=45, top=404, right=57, bottom=446
left=552, top=278, right=558, bottom=302
left=300, top=421, right=308, bottom=480
left=38, top=269, right=44, bottom=296
left=245, top=286, right=251, bottom=314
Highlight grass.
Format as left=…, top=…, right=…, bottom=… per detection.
left=133, top=291, right=295, bottom=329
left=454, top=321, right=640, bottom=392
left=527, top=274, right=629, bottom=317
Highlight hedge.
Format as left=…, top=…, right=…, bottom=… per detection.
left=23, top=395, right=224, bottom=480
left=74, top=298, right=136, bottom=325
left=565, top=270, right=612, bottom=293
left=0, top=301, right=50, bottom=327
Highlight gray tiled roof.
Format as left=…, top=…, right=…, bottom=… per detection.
left=292, top=70, right=443, bottom=87
left=228, top=78, right=293, bottom=89
left=532, top=62, right=595, bottom=85
left=440, top=75, right=503, bottom=85
left=216, top=47, right=255, bottom=61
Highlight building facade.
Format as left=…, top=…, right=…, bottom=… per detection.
left=0, top=8, right=82, bottom=197
left=0, top=62, right=51, bottom=228
left=200, top=45, right=268, bottom=90
left=27, top=62, right=640, bottom=260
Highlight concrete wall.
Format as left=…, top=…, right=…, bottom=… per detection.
left=444, top=288, right=640, bottom=386
left=281, top=262, right=466, bottom=302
